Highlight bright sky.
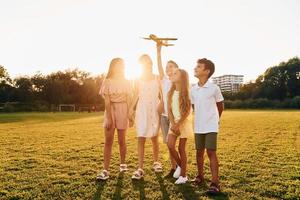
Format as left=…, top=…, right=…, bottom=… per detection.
left=1, top=0, right=300, bottom=83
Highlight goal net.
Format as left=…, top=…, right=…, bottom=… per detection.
left=58, top=104, right=75, bottom=112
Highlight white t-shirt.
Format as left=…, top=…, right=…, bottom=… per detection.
left=161, top=76, right=172, bottom=116
left=190, top=81, right=224, bottom=134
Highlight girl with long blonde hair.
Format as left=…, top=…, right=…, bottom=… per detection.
left=167, top=68, right=193, bottom=184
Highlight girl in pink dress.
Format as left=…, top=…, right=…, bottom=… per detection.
left=130, top=54, right=163, bottom=180
left=97, top=58, right=132, bottom=180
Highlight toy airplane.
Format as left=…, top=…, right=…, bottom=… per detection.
left=142, top=34, right=177, bottom=46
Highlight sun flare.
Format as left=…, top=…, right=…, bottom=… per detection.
left=125, top=59, right=142, bottom=80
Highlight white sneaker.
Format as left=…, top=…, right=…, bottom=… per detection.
left=96, top=170, right=109, bottom=180
left=175, top=176, right=188, bottom=184
left=119, top=164, right=128, bottom=172
left=173, top=166, right=181, bottom=178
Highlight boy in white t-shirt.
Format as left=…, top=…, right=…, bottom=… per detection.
left=156, top=43, right=178, bottom=177
left=190, top=58, right=224, bottom=195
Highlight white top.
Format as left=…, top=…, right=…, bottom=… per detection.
left=190, top=81, right=224, bottom=134
left=171, top=90, right=181, bottom=121
left=161, top=76, right=172, bottom=116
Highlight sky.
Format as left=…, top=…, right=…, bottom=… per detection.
left=0, top=0, right=300, bottom=83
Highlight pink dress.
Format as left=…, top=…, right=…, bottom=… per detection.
left=99, top=79, right=132, bottom=130
left=135, top=76, right=161, bottom=138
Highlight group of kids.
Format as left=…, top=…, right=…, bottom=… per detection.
left=97, top=43, right=224, bottom=195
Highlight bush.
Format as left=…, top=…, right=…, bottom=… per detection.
left=224, top=96, right=300, bottom=109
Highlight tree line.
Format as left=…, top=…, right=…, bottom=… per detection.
left=0, top=57, right=300, bottom=112
left=0, top=68, right=105, bottom=112
left=223, top=57, right=300, bottom=108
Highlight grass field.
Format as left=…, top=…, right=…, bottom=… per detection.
left=0, top=111, right=299, bottom=200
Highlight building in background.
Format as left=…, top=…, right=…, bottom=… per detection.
left=212, top=75, right=244, bottom=93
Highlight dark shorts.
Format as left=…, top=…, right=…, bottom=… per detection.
left=194, top=132, right=217, bottom=150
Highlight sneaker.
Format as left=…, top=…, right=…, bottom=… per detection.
left=207, top=182, right=221, bottom=195
left=173, top=166, right=181, bottom=178
left=153, top=162, right=163, bottom=172
left=191, top=175, right=205, bottom=186
left=164, top=168, right=176, bottom=178
left=131, top=168, right=144, bottom=180
left=119, top=164, right=128, bottom=172
left=175, top=176, right=188, bottom=184
left=96, top=170, right=109, bottom=180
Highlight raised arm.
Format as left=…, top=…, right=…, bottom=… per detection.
left=156, top=43, right=165, bottom=80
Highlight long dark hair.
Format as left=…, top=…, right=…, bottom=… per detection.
left=106, top=58, right=125, bottom=80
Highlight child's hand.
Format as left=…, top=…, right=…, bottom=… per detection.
left=129, top=118, right=134, bottom=128
left=171, top=123, right=180, bottom=134
left=105, top=117, right=113, bottom=129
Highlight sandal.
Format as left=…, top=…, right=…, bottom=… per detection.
left=191, top=175, right=205, bottom=186
left=153, top=162, right=163, bottom=173
left=131, top=168, right=144, bottom=180
left=119, top=164, right=128, bottom=172
left=96, top=170, right=109, bottom=180
left=207, top=182, right=220, bottom=195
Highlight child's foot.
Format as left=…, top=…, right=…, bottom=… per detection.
left=119, top=164, right=128, bottom=172
left=175, top=176, right=188, bottom=184
left=96, top=170, right=109, bottom=180
left=131, top=168, right=144, bottom=180
left=153, top=162, right=163, bottom=172
left=191, top=175, right=205, bottom=186
left=164, top=168, right=176, bottom=178
left=207, top=182, right=221, bottom=195
left=173, top=166, right=181, bottom=178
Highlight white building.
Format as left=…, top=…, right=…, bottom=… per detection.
left=212, top=75, right=244, bottom=93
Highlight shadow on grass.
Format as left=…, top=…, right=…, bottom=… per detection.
left=112, top=173, right=124, bottom=200
left=155, top=173, right=170, bottom=200
left=131, top=178, right=146, bottom=200
left=176, top=182, right=200, bottom=200
left=193, top=182, right=229, bottom=200
left=92, top=180, right=107, bottom=200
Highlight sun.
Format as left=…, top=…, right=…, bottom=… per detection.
left=125, top=59, right=141, bottom=80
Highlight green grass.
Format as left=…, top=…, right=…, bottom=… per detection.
left=0, top=111, right=299, bottom=200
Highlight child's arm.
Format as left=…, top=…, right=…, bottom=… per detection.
left=128, top=80, right=139, bottom=124
left=104, top=94, right=113, bottom=129
left=176, top=107, right=190, bottom=126
left=216, top=101, right=224, bottom=118
left=156, top=43, right=164, bottom=80
left=214, top=85, right=224, bottom=118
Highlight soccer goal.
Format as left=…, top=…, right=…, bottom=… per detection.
left=58, top=104, right=75, bottom=112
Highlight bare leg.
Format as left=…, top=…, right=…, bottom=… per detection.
left=103, top=127, right=115, bottom=170
left=169, top=151, right=177, bottom=169
left=117, top=129, right=127, bottom=164
left=138, top=137, right=146, bottom=169
left=207, top=150, right=219, bottom=184
left=196, top=149, right=205, bottom=179
left=151, top=135, right=159, bottom=162
left=167, top=134, right=181, bottom=166
left=178, top=138, right=187, bottom=177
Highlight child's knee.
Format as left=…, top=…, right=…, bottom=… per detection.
left=118, top=139, right=125, bottom=147
left=206, top=149, right=216, bottom=158
left=197, top=149, right=205, bottom=157
left=167, top=142, right=175, bottom=151
left=105, top=139, right=113, bottom=147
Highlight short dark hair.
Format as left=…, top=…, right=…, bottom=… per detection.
left=197, top=58, right=215, bottom=78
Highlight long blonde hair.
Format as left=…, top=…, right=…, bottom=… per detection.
left=168, top=69, right=191, bottom=117
left=106, top=58, right=125, bottom=80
